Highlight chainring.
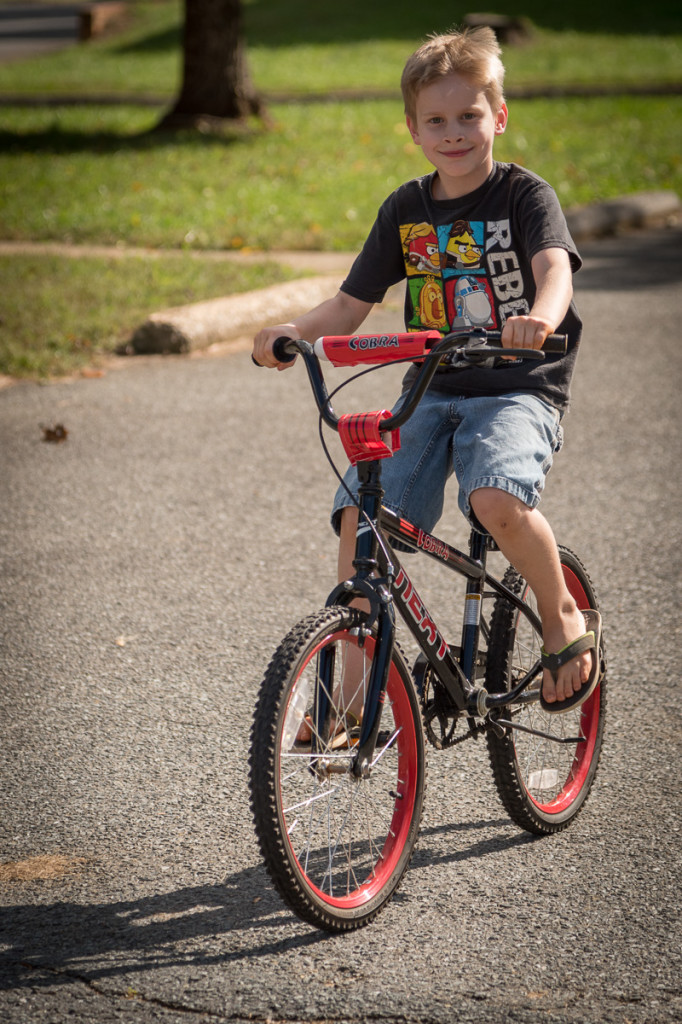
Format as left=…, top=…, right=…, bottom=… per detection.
left=418, top=664, right=461, bottom=750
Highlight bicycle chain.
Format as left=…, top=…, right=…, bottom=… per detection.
left=454, top=719, right=488, bottom=744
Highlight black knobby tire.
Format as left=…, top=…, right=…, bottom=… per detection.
left=485, top=547, right=606, bottom=834
left=249, top=606, right=427, bottom=931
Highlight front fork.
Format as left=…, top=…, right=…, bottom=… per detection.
left=321, top=459, right=397, bottom=778
left=350, top=583, right=395, bottom=778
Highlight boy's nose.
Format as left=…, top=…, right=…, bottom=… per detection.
left=444, top=121, right=463, bottom=141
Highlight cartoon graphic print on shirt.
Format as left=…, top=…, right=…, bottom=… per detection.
left=442, top=219, right=483, bottom=270
left=402, top=223, right=441, bottom=275
left=412, top=275, right=448, bottom=330
left=400, top=217, right=531, bottom=333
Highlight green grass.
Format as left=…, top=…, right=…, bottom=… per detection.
left=0, top=0, right=680, bottom=378
left=1, top=97, right=680, bottom=253
left=0, top=253, right=298, bottom=379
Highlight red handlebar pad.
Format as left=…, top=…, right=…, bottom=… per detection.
left=338, top=411, right=401, bottom=465
left=315, top=331, right=441, bottom=366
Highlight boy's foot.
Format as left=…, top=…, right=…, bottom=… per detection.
left=295, top=711, right=362, bottom=749
left=539, top=609, right=602, bottom=714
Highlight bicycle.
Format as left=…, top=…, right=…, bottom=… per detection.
left=249, top=328, right=606, bottom=932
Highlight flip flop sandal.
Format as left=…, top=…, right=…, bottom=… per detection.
left=539, top=609, right=602, bottom=715
left=294, top=711, right=362, bottom=749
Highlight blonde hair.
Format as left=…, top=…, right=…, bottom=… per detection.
left=401, top=28, right=505, bottom=120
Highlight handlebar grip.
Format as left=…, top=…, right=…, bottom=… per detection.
left=543, top=333, right=567, bottom=355
left=252, top=335, right=299, bottom=367
left=272, top=336, right=299, bottom=363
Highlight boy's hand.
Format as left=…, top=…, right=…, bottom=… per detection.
left=502, top=248, right=572, bottom=356
left=501, top=315, right=553, bottom=352
left=252, top=324, right=300, bottom=370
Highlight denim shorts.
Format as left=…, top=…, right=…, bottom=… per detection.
left=331, top=390, right=563, bottom=536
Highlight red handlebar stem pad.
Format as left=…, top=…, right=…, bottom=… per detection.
left=323, top=332, right=441, bottom=462
left=314, top=331, right=441, bottom=366
left=338, top=411, right=401, bottom=465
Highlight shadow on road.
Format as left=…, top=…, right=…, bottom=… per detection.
left=0, top=867, right=320, bottom=993
left=412, top=818, right=537, bottom=869
left=0, top=816, right=528, bottom=991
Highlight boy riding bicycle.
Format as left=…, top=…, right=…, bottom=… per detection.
left=253, top=27, right=600, bottom=712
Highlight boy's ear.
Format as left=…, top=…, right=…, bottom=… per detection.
left=406, top=114, right=420, bottom=144
left=494, top=102, right=509, bottom=135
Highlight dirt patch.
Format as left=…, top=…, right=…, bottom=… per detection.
left=0, top=854, right=87, bottom=882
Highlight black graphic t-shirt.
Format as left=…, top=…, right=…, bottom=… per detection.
left=340, top=162, right=583, bottom=412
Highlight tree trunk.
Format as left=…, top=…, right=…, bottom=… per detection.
left=157, top=0, right=265, bottom=131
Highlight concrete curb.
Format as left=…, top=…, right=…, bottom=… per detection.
left=122, top=188, right=677, bottom=355
left=565, top=190, right=680, bottom=241
left=127, top=273, right=346, bottom=355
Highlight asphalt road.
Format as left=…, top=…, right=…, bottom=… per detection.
left=0, top=4, right=80, bottom=64
left=1, top=226, right=681, bottom=1023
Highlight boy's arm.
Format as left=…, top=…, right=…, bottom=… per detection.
left=501, top=247, right=573, bottom=350
left=253, top=290, right=374, bottom=369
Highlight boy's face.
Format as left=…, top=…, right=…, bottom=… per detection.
left=406, top=73, right=508, bottom=200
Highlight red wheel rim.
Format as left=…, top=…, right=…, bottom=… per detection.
left=281, top=632, right=419, bottom=908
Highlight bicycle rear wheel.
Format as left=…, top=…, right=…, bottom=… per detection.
left=249, top=606, right=426, bottom=931
left=485, top=546, right=606, bottom=834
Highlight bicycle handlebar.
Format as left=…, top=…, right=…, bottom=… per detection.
left=265, top=328, right=567, bottom=433
left=273, top=328, right=566, bottom=365
left=311, top=329, right=566, bottom=366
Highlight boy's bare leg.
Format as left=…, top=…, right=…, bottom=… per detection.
left=338, top=504, right=360, bottom=588
left=470, top=487, right=592, bottom=705
left=337, top=506, right=370, bottom=721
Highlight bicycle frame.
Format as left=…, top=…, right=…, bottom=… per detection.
left=321, top=454, right=545, bottom=777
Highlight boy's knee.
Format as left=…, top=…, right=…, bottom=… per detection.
left=470, top=487, right=526, bottom=534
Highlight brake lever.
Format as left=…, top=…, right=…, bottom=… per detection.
left=444, top=344, right=546, bottom=369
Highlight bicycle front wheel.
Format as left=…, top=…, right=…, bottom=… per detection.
left=249, top=607, right=426, bottom=931
left=485, top=547, right=606, bottom=834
